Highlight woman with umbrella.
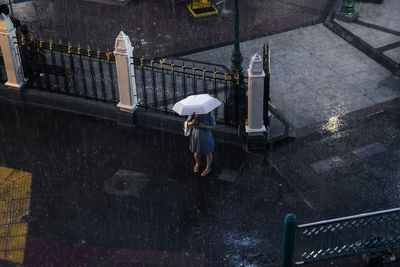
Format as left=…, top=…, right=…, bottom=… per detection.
left=173, top=94, right=221, bottom=176
left=187, top=112, right=216, bottom=176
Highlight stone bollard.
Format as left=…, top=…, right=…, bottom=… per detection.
left=245, top=53, right=267, bottom=151
left=0, top=14, right=24, bottom=88
left=246, top=53, right=266, bottom=136
left=114, top=31, right=137, bottom=113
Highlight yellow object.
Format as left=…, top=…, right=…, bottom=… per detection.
left=0, top=167, right=32, bottom=264
left=187, top=0, right=218, bottom=18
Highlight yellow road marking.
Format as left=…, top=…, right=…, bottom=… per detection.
left=0, top=167, right=32, bottom=264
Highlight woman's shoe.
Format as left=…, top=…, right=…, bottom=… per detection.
left=201, top=168, right=212, bottom=177
left=194, top=164, right=199, bottom=173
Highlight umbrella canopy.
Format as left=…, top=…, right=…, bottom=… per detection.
left=172, top=94, right=222, bottom=115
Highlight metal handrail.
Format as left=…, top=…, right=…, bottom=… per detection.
left=298, top=207, right=400, bottom=228
left=282, top=208, right=400, bottom=267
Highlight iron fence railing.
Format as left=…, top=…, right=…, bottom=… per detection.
left=132, top=57, right=247, bottom=124
left=281, top=208, right=400, bottom=266
left=3, top=34, right=249, bottom=125
left=0, top=55, right=6, bottom=83
left=17, top=35, right=119, bottom=104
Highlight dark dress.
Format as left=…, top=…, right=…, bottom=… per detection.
left=190, top=116, right=216, bottom=153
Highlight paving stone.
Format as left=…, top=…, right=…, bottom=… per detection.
left=311, top=156, right=345, bottom=174
left=217, top=169, right=239, bottom=183
left=103, top=169, right=149, bottom=197
left=353, top=143, right=387, bottom=159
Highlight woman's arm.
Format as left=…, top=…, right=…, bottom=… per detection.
left=187, top=118, right=199, bottom=126
left=198, top=122, right=215, bottom=130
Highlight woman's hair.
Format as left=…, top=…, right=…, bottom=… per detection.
left=0, top=5, right=9, bottom=16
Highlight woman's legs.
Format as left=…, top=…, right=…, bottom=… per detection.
left=200, top=153, right=213, bottom=176
left=205, top=152, right=213, bottom=171
left=194, top=153, right=200, bottom=172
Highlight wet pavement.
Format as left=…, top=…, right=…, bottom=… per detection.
left=335, top=0, right=400, bottom=64
left=182, top=22, right=400, bottom=129
left=1, top=95, right=400, bottom=266
left=12, top=0, right=330, bottom=58
left=0, top=97, right=284, bottom=266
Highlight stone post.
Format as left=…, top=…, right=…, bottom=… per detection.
left=114, top=31, right=137, bottom=113
left=0, top=14, right=24, bottom=88
left=246, top=53, right=266, bottom=135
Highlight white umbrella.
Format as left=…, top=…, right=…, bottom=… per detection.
left=172, top=94, right=222, bottom=115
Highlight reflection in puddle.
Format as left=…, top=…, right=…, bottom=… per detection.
left=322, top=116, right=341, bottom=133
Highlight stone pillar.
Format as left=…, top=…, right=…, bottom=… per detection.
left=0, top=14, right=24, bottom=88
left=246, top=53, right=266, bottom=135
left=114, top=31, right=137, bottom=113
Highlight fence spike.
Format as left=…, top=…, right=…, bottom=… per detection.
left=49, top=39, right=53, bottom=51
left=150, top=60, right=154, bottom=67
left=213, top=67, right=217, bottom=79
left=77, top=43, right=81, bottom=55
left=87, top=45, right=91, bottom=57
left=20, top=34, right=25, bottom=46
left=140, top=57, right=144, bottom=66
left=106, top=49, right=111, bottom=60
left=97, top=48, right=101, bottom=59
left=67, top=41, right=72, bottom=54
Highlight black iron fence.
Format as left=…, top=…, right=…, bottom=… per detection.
left=132, top=57, right=247, bottom=124
left=0, top=53, right=7, bottom=84
left=7, top=34, right=249, bottom=125
left=17, top=35, right=119, bottom=104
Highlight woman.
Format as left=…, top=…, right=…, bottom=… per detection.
left=187, top=113, right=216, bottom=176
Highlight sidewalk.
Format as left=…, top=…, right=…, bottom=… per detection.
left=181, top=18, right=400, bottom=130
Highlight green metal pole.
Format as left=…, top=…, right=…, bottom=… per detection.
left=231, top=0, right=243, bottom=80
left=282, top=213, right=297, bottom=267
left=225, top=0, right=246, bottom=125
left=340, top=0, right=356, bottom=15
